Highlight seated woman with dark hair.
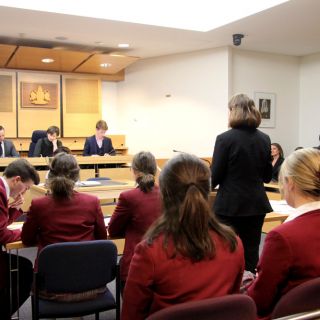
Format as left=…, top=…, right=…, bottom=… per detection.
left=121, top=153, right=245, bottom=320
left=21, top=153, right=107, bottom=265
left=108, top=151, right=162, bottom=292
left=33, top=126, right=62, bottom=157
left=247, top=148, right=320, bottom=319
left=271, top=142, right=284, bottom=182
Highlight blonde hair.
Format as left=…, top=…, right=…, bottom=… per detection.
left=279, top=148, right=320, bottom=198
left=228, top=93, right=261, bottom=128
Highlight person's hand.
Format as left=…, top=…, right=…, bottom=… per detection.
left=52, top=139, right=58, bottom=151
left=104, top=153, right=111, bottom=157
left=9, top=193, right=25, bottom=210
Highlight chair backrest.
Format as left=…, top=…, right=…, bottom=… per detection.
left=146, top=294, right=257, bottom=320
left=271, top=277, right=320, bottom=319
left=37, top=240, right=117, bottom=293
left=28, top=130, right=47, bottom=157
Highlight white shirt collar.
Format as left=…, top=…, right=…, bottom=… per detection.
left=285, top=201, right=320, bottom=222
left=0, top=176, right=10, bottom=199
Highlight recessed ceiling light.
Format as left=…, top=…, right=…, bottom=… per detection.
left=100, top=63, right=112, bottom=68
left=118, top=43, right=130, bottom=48
left=41, top=58, right=55, bottom=63
left=55, top=36, right=68, bottom=41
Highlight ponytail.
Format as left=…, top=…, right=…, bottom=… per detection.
left=48, top=176, right=75, bottom=199
left=47, top=153, right=80, bottom=200
left=137, top=173, right=155, bottom=193
left=176, top=185, right=213, bottom=261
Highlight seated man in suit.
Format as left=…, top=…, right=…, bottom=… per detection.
left=0, top=126, right=19, bottom=158
left=33, top=126, right=62, bottom=157
left=83, top=120, right=115, bottom=156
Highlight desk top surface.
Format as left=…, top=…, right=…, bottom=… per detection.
left=0, top=155, right=133, bottom=167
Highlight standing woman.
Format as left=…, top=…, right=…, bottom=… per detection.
left=271, top=143, right=284, bottom=182
left=108, top=151, right=162, bottom=291
left=122, top=154, right=244, bottom=320
left=211, top=93, right=272, bottom=273
left=21, top=153, right=107, bottom=264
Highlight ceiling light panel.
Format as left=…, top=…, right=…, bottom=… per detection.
left=0, top=0, right=289, bottom=32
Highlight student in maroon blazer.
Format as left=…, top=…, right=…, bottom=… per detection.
left=122, top=154, right=245, bottom=320
left=0, top=159, right=39, bottom=319
left=108, top=151, right=162, bottom=290
left=247, top=148, right=320, bottom=319
left=21, top=153, right=107, bottom=265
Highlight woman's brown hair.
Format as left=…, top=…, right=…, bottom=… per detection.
left=48, top=153, right=80, bottom=199
left=96, top=120, right=108, bottom=131
left=228, top=93, right=261, bottom=129
left=271, top=143, right=284, bottom=159
left=145, top=153, right=238, bottom=262
left=132, top=151, right=157, bottom=193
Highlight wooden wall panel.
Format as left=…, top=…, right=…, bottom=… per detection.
left=0, top=71, right=16, bottom=137
left=63, top=75, right=101, bottom=137
left=17, top=72, right=61, bottom=137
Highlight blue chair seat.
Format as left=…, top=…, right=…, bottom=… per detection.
left=38, top=289, right=116, bottom=318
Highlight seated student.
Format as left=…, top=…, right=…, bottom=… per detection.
left=21, top=153, right=107, bottom=268
left=247, top=148, right=320, bottom=319
left=0, top=126, right=19, bottom=158
left=0, top=159, right=39, bottom=319
left=33, top=126, right=62, bottom=157
left=83, top=120, right=115, bottom=156
left=108, top=151, right=162, bottom=291
left=271, top=142, right=284, bottom=182
left=122, top=153, right=245, bottom=320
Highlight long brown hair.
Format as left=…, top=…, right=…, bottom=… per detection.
left=48, top=153, right=80, bottom=199
left=145, top=153, right=238, bottom=262
left=132, top=151, right=157, bottom=193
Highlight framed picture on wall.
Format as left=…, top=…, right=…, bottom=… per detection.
left=254, top=92, right=276, bottom=128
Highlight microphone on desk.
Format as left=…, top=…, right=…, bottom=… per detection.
left=173, top=149, right=185, bottom=153
left=67, top=140, right=78, bottom=149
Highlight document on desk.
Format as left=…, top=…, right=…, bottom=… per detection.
left=75, top=181, right=102, bottom=187
left=104, top=217, right=111, bottom=226
left=269, top=200, right=296, bottom=214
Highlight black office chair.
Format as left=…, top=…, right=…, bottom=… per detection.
left=28, top=130, right=46, bottom=157
left=32, top=240, right=120, bottom=320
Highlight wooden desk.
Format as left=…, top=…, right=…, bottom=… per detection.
left=30, top=179, right=135, bottom=205
left=0, top=155, right=133, bottom=167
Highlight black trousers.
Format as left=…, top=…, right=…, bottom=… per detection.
left=217, top=214, right=265, bottom=273
left=0, top=253, right=33, bottom=319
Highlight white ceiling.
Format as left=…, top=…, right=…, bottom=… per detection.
left=0, top=0, right=320, bottom=59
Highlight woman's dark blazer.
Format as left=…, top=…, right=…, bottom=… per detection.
left=272, top=157, right=284, bottom=182
left=211, top=127, right=273, bottom=217
left=83, top=135, right=115, bottom=156
left=33, top=137, right=62, bottom=157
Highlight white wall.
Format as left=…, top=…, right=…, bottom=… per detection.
left=101, top=81, right=119, bottom=134
left=232, top=49, right=300, bottom=156
left=115, top=47, right=230, bottom=158
left=299, top=53, right=320, bottom=148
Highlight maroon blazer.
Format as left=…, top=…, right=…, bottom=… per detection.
left=247, top=209, right=320, bottom=318
left=122, top=232, right=244, bottom=320
left=108, top=186, right=162, bottom=281
left=0, top=179, right=23, bottom=289
left=21, top=192, right=108, bottom=265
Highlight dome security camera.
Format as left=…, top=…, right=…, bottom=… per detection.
left=233, top=34, right=244, bottom=46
